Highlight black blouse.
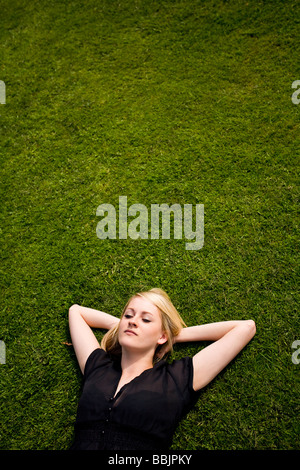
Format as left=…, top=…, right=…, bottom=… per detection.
left=70, top=348, right=201, bottom=451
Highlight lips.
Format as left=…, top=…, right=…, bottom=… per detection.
left=124, top=329, right=137, bottom=336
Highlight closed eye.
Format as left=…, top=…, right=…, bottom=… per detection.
left=123, top=312, right=152, bottom=322
left=124, top=313, right=133, bottom=319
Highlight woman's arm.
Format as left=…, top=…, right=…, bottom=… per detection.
left=68, top=304, right=120, bottom=374
left=175, top=320, right=256, bottom=391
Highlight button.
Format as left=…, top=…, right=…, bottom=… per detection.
left=108, top=407, right=112, bottom=411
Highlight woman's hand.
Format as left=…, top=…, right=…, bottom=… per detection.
left=68, top=304, right=120, bottom=374
left=171, top=320, right=256, bottom=391
left=191, top=320, right=256, bottom=391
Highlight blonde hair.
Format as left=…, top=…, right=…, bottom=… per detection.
left=101, top=288, right=186, bottom=363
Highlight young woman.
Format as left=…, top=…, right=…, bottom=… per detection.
left=69, top=288, right=256, bottom=450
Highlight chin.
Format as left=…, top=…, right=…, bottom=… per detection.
left=119, top=335, right=137, bottom=347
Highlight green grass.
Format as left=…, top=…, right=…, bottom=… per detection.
left=0, top=0, right=299, bottom=450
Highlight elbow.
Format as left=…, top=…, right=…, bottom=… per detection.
left=69, top=304, right=80, bottom=316
left=245, top=319, right=256, bottom=338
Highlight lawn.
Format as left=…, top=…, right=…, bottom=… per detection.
left=0, top=0, right=299, bottom=451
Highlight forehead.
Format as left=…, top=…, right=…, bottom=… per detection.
left=126, top=296, right=161, bottom=318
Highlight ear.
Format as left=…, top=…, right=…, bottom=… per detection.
left=157, top=332, right=168, bottom=345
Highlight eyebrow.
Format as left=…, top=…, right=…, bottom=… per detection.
left=126, top=308, right=154, bottom=317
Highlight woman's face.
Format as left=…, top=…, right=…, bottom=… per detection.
left=118, top=296, right=167, bottom=356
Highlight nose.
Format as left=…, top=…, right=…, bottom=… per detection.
left=128, top=318, right=137, bottom=328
